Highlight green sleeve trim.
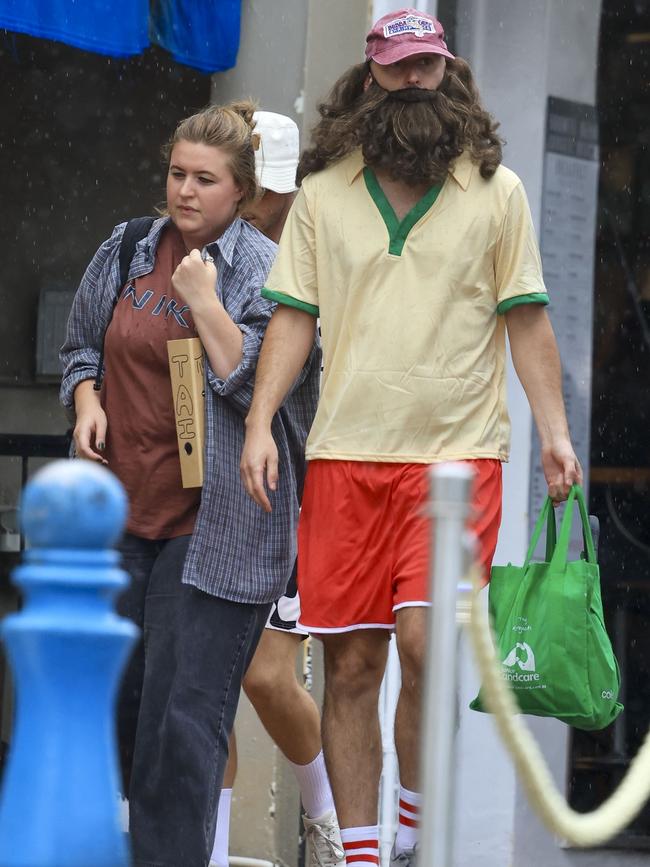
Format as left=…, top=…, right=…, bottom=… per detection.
left=363, top=167, right=442, bottom=257
left=262, top=287, right=319, bottom=317
left=497, top=293, right=549, bottom=315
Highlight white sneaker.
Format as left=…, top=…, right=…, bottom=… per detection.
left=389, top=843, right=418, bottom=867
left=303, top=810, right=345, bottom=867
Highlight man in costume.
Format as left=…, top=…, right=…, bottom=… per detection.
left=240, top=10, right=581, bottom=866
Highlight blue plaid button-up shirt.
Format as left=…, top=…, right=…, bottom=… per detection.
left=60, top=216, right=320, bottom=604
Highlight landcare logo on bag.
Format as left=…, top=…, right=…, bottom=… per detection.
left=502, top=642, right=543, bottom=685
left=383, top=15, right=436, bottom=38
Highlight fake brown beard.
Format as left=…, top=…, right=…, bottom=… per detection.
left=357, top=82, right=464, bottom=187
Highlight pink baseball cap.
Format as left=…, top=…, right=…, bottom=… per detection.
left=365, top=8, right=454, bottom=65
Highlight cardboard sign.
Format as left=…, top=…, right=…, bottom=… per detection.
left=167, top=337, right=205, bottom=488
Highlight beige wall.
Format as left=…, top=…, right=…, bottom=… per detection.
left=213, top=0, right=370, bottom=141
left=211, top=0, right=309, bottom=123
left=301, top=0, right=371, bottom=135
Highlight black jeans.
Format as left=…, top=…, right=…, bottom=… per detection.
left=117, top=534, right=270, bottom=867
left=117, top=534, right=191, bottom=795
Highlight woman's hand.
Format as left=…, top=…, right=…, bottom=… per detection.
left=73, top=380, right=108, bottom=464
left=172, top=249, right=218, bottom=314
left=172, top=248, right=245, bottom=379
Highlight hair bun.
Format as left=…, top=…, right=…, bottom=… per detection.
left=227, top=99, right=258, bottom=132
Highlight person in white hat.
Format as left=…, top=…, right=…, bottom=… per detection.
left=210, top=110, right=344, bottom=867
left=239, top=110, right=301, bottom=243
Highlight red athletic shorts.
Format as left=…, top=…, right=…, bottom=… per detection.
left=296, top=459, right=502, bottom=634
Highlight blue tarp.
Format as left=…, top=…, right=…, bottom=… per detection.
left=151, top=0, right=241, bottom=74
left=0, top=0, right=149, bottom=57
left=0, top=0, right=242, bottom=72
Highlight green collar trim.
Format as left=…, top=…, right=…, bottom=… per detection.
left=363, top=167, right=442, bottom=256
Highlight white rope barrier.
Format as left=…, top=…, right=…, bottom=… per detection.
left=464, top=564, right=650, bottom=847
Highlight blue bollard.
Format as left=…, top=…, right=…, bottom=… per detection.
left=0, top=460, right=137, bottom=866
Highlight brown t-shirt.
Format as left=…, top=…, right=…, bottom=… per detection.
left=102, top=224, right=202, bottom=539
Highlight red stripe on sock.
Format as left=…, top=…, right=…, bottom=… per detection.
left=398, top=814, right=419, bottom=828
left=345, top=855, right=380, bottom=865
left=399, top=798, right=420, bottom=813
left=343, top=840, right=379, bottom=851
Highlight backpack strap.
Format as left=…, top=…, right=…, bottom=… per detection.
left=93, top=217, right=155, bottom=391
left=118, top=216, right=156, bottom=291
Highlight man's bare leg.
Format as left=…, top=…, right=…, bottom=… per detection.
left=394, top=607, right=426, bottom=789
left=243, top=630, right=321, bottom=763
left=320, top=630, right=390, bottom=828
left=392, top=607, right=427, bottom=858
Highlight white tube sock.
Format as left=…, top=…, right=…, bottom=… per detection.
left=210, top=787, right=232, bottom=867
left=394, top=785, right=420, bottom=854
left=340, top=825, right=379, bottom=866
left=288, top=750, right=335, bottom=819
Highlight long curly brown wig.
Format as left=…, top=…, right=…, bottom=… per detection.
left=297, top=58, right=503, bottom=187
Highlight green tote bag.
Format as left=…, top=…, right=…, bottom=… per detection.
left=470, top=485, right=623, bottom=730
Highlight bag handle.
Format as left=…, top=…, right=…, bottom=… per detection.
left=549, top=484, right=597, bottom=570
left=523, top=496, right=557, bottom=568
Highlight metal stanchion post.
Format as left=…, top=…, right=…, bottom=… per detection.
left=419, top=463, right=474, bottom=867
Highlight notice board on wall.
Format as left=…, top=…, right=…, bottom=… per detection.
left=528, top=97, right=599, bottom=544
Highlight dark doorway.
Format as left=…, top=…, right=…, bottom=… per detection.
left=0, top=32, right=211, bottom=386
left=568, top=0, right=650, bottom=849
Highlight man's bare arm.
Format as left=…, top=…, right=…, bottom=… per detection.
left=506, top=304, right=582, bottom=501
left=241, top=304, right=317, bottom=511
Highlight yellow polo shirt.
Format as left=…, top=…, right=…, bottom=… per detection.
left=263, top=150, right=548, bottom=463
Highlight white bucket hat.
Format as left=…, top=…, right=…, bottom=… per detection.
left=253, top=111, right=299, bottom=194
